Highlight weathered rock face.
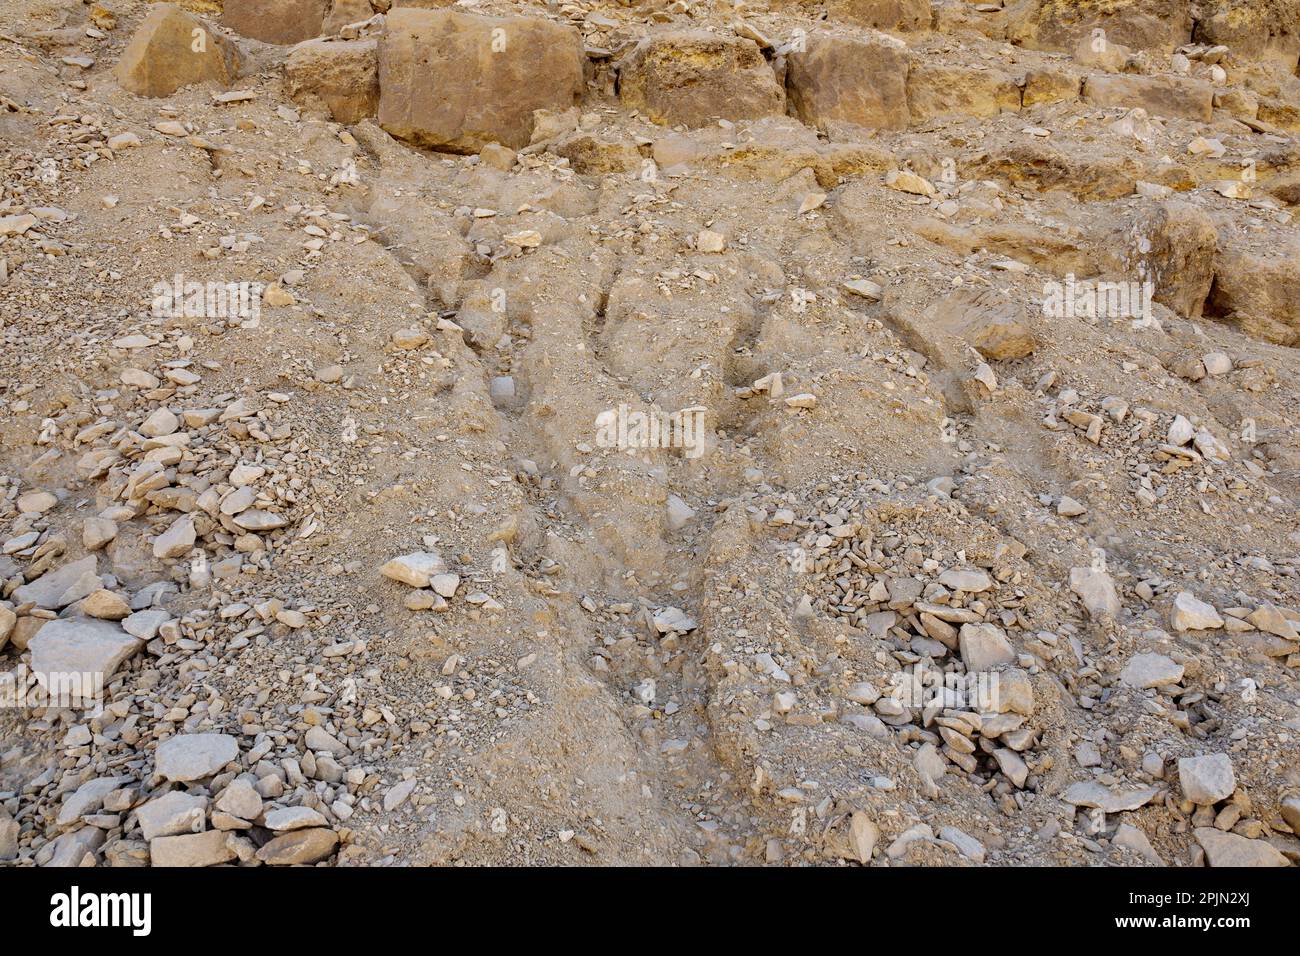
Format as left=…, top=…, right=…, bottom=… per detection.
left=1207, top=236, right=1300, bottom=346
left=786, top=34, right=911, bottom=131
left=907, top=63, right=1021, bottom=122
left=826, top=0, right=932, bottom=31
left=1110, top=201, right=1217, bottom=320
left=114, top=3, right=241, bottom=98
left=1022, top=67, right=1082, bottom=106
left=1082, top=74, right=1213, bottom=122
left=323, top=0, right=378, bottom=35
left=222, top=0, right=329, bottom=45
left=285, top=38, right=380, bottom=123
left=1195, top=0, right=1300, bottom=68
left=378, top=9, right=585, bottom=152
left=1008, top=0, right=1193, bottom=52
left=618, top=31, right=784, bottom=128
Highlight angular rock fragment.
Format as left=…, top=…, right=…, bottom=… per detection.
left=1178, top=753, right=1235, bottom=805
left=1170, top=592, right=1223, bottom=631
left=958, top=623, right=1015, bottom=672
left=380, top=551, right=447, bottom=587
left=1069, top=567, right=1122, bottom=620
left=1195, top=828, right=1289, bottom=867
left=155, top=734, right=240, bottom=783
left=1062, top=781, right=1160, bottom=813
left=137, top=791, right=209, bottom=840
left=115, top=3, right=240, bottom=98
left=256, top=827, right=338, bottom=865
left=29, top=619, right=142, bottom=702
left=150, top=830, right=235, bottom=867
left=1119, top=653, right=1184, bottom=689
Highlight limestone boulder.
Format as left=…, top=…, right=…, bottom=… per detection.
left=618, top=31, right=784, bottom=128
left=786, top=33, right=911, bottom=132
left=114, top=3, right=240, bottom=98
left=1082, top=74, right=1213, bottom=122
left=1008, top=0, right=1193, bottom=52
left=285, top=38, right=380, bottom=123
left=907, top=63, right=1021, bottom=122
left=222, top=0, right=328, bottom=45
left=1195, top=0, right=1300, bottom=69
left=378, top=9, right=585, bottom=152
left=1109, top=200, right=1217, bottom=320
left=1207, top=235, right=1300, bottom=346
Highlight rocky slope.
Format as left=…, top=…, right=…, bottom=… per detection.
left=0, top=0, right=1298, bottom=867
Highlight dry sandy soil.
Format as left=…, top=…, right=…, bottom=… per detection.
left=0, top=0, right=1298, bottom=867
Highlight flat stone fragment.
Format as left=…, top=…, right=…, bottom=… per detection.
left=149, top=830, right=235, bottom=867
left=29, top=619, right=143, bottom=700
left=384, top=779, right=417, bottom=812
left=1061, top=781, right=1160, bottom=813
left=847, top=812, right=879, bottom=863
left=57, top=777, right=127, bottom=828
left=1119, top=653, right=1184, bottom=689
left=1248, top=603, right=1299, bottom=640
left=264, top=806, right=327, bottom=831
left=155, top=733, right=240, bottom=782
left=1113, top=823, right=1163, bottom=865
left=1194, top=828, right=1289, bottom=867
left=939, top=568, right=992, bottom=593
left=136, top=791, right=208, bottom=840
left=13, top=555, right=100, bottom=609
left=215, top=780, right=262, bottom=822
left=380, top=551, right=447, bottom=587
left=1171, top=592, right=1224, bottom=631
left=938, top=825, right=987, bottom=863
left=1069, top=567, right=1122, bottom=619
left=255, top=827, right=338, bottom=865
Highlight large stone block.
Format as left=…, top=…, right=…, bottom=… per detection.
left=618, top=31, right=784, bottom=128
left=1082, top=74, right=1213, bottom=122
left=285, top=38, right=379, bottom=123
left=1008, top=0, right=1192, bottom=52
left=907, top=63, right=1021, bottom=122
left=773, top=0, right=931, bottom=32
left=786, top=33, right=911, bottom=131
left=378, top=9, right=585, bottom=152
left=114, top=3, right=240, bottom=98
left=222, top=0, right=328, bottom=45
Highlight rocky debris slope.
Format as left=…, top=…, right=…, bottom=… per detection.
left=0, top=0, right=1297, bottom=867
